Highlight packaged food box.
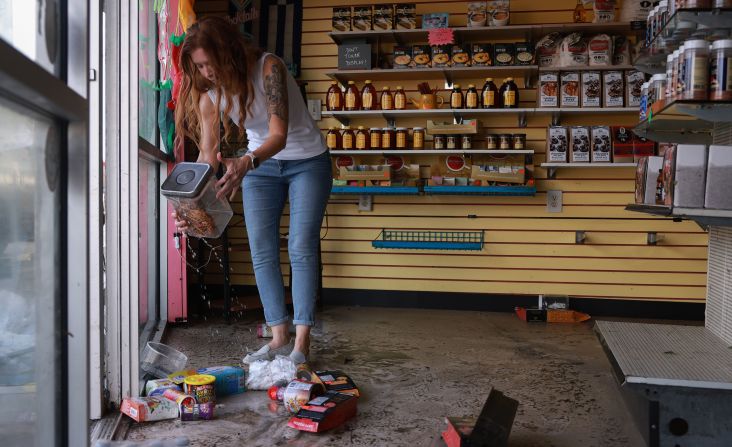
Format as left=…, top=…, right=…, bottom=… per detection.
left=547, top=126, right=568, bottom=162
left=412, top=45, right=431, bottom=67
left=603, top=71, right=624, bottom=108
left=611, top=126, right=634, bottom=163
left=467, top=2, right=487, bottom=27
left=626, top=70, right=645, bottom=108
left=569, top=126, right=591, bottom=163
left=515, top=42, right=534, bottom=66
left=145, top=378, right=181, bottom=397
left=332, top=7, right=351, bottom=32
left=559, top=33, right=588, bottom=67
left=314, top=370, right=361, bottom=397
left=432, top=45, right=452, bottom=68
left=471, top=43, right=492, bottom=66
left=539, top=72, right=559, bottom=108
left=633, top=134, right=656, bottom=162
left=493, top=43, right=515, bottom=66
left=581, top=71, right=601, bottom=107
left=591, top=126, right=612, bottom=162
left=536, top=32, right=562, bottom=68
left=430, top=155, right=473, bottom=178
left=373, top=4, right=394, bottom=30
left=395, top=4, right=416, bottom=30
left=673, top=145, right=707, bottom=208
left=288, top=392, right=358, bottom=433
left=588, top=34, right=613, bottom=66
left=393, top=46, right=412, bottom=69
left=662, top=146, right=676, bottom=207
left=422, top=12, right=449, bottom=29
left=196, top=366, right=246, bottom=396
left=560, top=72, right=580, bottom=107
left=705, top=145, right=732, bottom=209
left=451, top=44, right=471, bottom=67
left=352, top=6, right=372, bottom=31
left=635, top=156, right=664, bottom=204
left=487, top=0, right=510, bottom=26
left=121, top=397, right=179, bottom=422
left=471, top=156, right=526, bottom=184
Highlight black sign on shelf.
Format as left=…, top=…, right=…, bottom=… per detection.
left=338, top=42, right=372, bottom=70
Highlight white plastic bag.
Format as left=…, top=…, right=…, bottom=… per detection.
left=245, top=355, right=297, bottom=390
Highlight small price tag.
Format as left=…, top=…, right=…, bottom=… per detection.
left=428, top=28, right=454, bottom=46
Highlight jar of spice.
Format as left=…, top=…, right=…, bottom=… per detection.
left=341, top=126, right=355, bottom=150
left=433, top=134, right=446, bottom=149
left=461, top=135, right=472, bottom=149
left=382, top=127, right=395, bottom=149
left=499, top=134, right=512, bottom=150
left=396, top=128, right=408, bottom=149
left=370, top=128, right=382, bottom=150
left=447, top=135, right=458, bottom=149
left=710, top=39, right=732, bottom=101
left=485, top=134, right=498, bottom=149
left=681, top=39, right=710, bottom=100
left=356, top=126, right=370, bottom=150
left=512, top=134, right=526, bottom=150
left=412, top=127, right=425, bottom=149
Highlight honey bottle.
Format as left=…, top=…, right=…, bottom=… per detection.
left=500, top=77, right=519, bottom=109
left=326, top=126, right=341, bottom=150
left=326, top=81, right=343, bottom=111
left=361, top=80, right=377, bottom=110
left=451, top=84, right=464, bottom=109
left=482, top=78, right=498, bottom=109
left=380, top=86, right=394, bottom=110
left=466, top=84, right=479, bottom=109
left=394, top=86, right=407, bottom=110
left=345, top=81, right=361, bottom=111
left=341, top=126, right=355, bottom=149
left=355, top=126, right=370, bottom=150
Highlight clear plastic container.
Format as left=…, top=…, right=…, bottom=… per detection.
left=140, top=342, right=188, bottom=379
left=710, top=39, right=732, bottom=101
left=682, top=39, right=710, bottom=100
left=161, top=162, right=234, bottom=239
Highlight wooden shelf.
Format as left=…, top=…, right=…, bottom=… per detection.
left=327, top=65, right=537, bottom=83
left=538, top=64, right=636, bottom=72
left=542, top=162, right=636, bottom=178
left=330, top=150, right=535, bottom=155
left=328, top=22, right=637, bottom=45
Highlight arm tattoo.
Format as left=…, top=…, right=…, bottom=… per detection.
left=264, top=58, right=288, bottom=124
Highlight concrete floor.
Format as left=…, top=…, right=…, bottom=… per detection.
left=126, top=306, right=645, bottom=447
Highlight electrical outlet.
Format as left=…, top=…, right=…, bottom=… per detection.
left=358, top=194, right=373, bottom=211
left=547, top=190, right=562, bottom=213
left=307, top=99, right=322, bottom=121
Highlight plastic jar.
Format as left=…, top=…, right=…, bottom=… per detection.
left=682, top=39, right=710, bottom=100
left=650, top=74, right=667, bottom=108
left=658, top=1, right=668, bottom=35
left=446, top=135, right=458, bottom=149
left=498, top=134, right=512, bottom=150
left=395, top=128, right=408, bottom=149
left=512, top=134, right=526, bottom=150
left=433, top=134, right=446, bottom=149
left=670, top=49, right=681, bottom=100
left=710, top=39, right=732, bottom=101
left=666, top=53, right=674, bottom=99
left=381, top=127, right=395, bottom=149
left=485, top=134, right=498, bottom=149
left=412, top=127, right=425, bottom=149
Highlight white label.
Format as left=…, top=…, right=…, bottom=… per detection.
left=129, top=407, right=138, bottom=418
left=308, top=396, right=330, bottom=405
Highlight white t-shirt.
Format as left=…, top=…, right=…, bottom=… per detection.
left=207, top=53, right=325, bottom=160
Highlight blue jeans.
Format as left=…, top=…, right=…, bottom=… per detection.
left=242, top=151, right=332, bottom=327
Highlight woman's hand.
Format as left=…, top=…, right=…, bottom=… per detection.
left=215, top=152, right=251, bottom=201
left=171, top=211, right=189, bottom=235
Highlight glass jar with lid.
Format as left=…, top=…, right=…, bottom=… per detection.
left=461, top=135, right=472, bottom=149
left=485, top=134, right=498, bottom=149
left=326, top=127, right=341, bottom=150
left=356, top=126, right=370, bottom=150
left=381, top=127, right=395, bottom=149
left=499, top=134, right=512, bottom=150
left=370, top=128, right=382, bottom=150
left=433, top=134, right=446, bottom=149
left=395, top=128, right=408, bottom=149
left=446, top=135, right=458, bottom=149
left=512, top=134, right=526, bottom=150
left=412, top=127, right=425, bottom=149
left=341, top=126, right=355, bottom=149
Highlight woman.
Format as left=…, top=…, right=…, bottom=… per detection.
left=172, top=17, right=331, bottom=365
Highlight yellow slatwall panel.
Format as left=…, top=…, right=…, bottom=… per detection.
left=203, top=0, right=708, bottom=303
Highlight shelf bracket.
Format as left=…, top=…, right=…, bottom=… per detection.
left=443, top=70, right=454, bottom=87
left=335, top=115, right=350, bottom=127
left=551, top=111, right=561, bottom=127
left=524, top=70, right=535, bottom=89
left=392, top=31, right=404, bottom=47
left=518, top=111, right=527, bottom=128
left=386, top=117, right=396, bottom=128
left=547, top=166, right=557, bottom=179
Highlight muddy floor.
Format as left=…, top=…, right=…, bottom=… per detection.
left=125, top=306, right=645, bottom=447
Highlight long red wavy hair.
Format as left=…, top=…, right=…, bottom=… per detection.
left=175, top=16, right=262, bottom=146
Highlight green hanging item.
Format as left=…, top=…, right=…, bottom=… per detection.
left=158, top=79, right=175, bottom=157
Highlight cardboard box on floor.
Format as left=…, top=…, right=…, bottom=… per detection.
left=288, top=391, right=358, bottom=433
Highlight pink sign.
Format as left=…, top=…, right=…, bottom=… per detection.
left=428, top=28, right=455, bottom=46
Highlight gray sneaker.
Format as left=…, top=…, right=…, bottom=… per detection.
left=242, top=341, right=293, bottom=364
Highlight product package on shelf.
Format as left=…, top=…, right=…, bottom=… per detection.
left=493, top=43, right=515, bottom=66
left=383, top=156, right=421, bottom=186
left=673, top=145, right=708, bottom=208
left=352, top=6, right=372, bottom=31
left=452, top=44, right=471, bottom=67
left=422, top=13, right=449, bottom=29
left=487, top=0, right=510, bottom=26
left=393, top=46, right=412, bottom=69
left=705, top=146, right=732, bottom=210
left=611, top=126, right=634, bottom=163
left=626, top=71, right=645, bottom=108
left=635, top=156, right=663, bottom=205
left=582, top=72, right=601, bottom=107
left=539, top=72, right=559, bottom=107
left=569, top=126, right=591, bottom=163
left=426, top=120, right=479, bottom=135
left=412, top=45, right=431, bottom=68
left=547, top=126, right=569, bottom=162
left=332, top=7, right=351, bottom=32
left=593, top=0, right=616, bottom=23
left=467, top=2, right=488, bottom=27
left=662, top=146, right=676, bottom=207
left=590, top=126, right=612, bottom=162
left=432, top=45, right=452, bottom=68
left=561, top=72, right=580, bottom=107
left=395, top=4, right=416, bottom=30
left=472, top=43, right=492, bottom=66
left=515, top=42, right=534, bottom=65
left=588, top=34, right=613, bottom=66
left=373, top=5, right=394, bottom=30
left=470, top=154, right=526, bottom=184
left=559, top=33, right=588, bottom=67
left=536, top=32, right=562, bottom=68
left=603, top=71, right=625, bottom=108
left=613, top=36, right=631, bottom=65
left=430, top=155, right=473, bottom=185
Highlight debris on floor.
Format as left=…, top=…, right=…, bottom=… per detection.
left=121, top=397, right=180, bottom=422
left=245, top=355, right=297, bottom=390
left=442, top=387, right=519, bottom=447
left=287, top=390, right=359, bottom=433
left=94, top=437, right=190, bottom=447
left=515, top=295, right=591, bottom=323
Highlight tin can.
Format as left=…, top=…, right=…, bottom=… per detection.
left=485, top=134, right=498, bottom=149
left=161, top=387, right=197, bottom=410
left=184, top=374, right=216, bottom=404
left=282, top=379, right=324, bottom=413
left=461, top=135, right=472, bottom=149
left=180, top=402, right=215, bottom=421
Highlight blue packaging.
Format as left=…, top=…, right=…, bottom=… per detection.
left=196, top=366, right=246, bottom=396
